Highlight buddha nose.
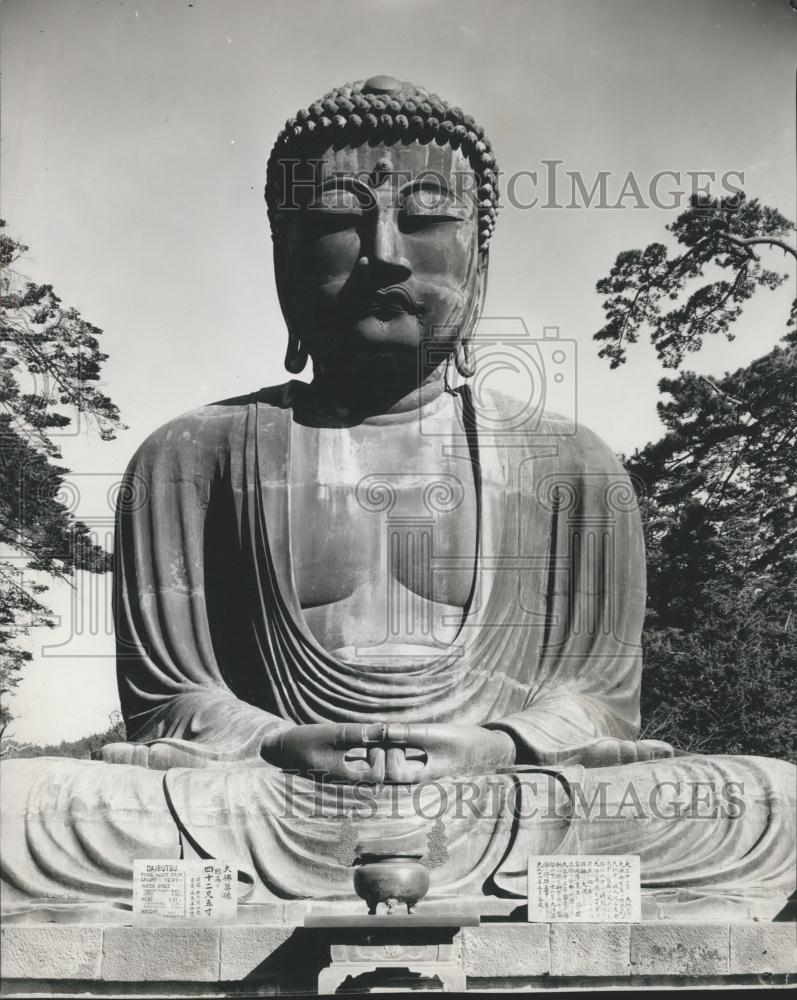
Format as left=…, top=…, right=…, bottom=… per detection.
left=371, top=210, right=412, bottom=283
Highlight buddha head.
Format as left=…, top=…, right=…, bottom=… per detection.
left=265, top=76, right=499, bottom=398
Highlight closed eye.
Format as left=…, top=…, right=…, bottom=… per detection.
left=399, top=213, right=461, bottom=234
left=304, top=211, right=364, bottom=236
left=399, top=189, right=466, bottom=232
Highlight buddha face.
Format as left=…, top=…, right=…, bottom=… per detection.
left=273, top=140, right=483, bottom=384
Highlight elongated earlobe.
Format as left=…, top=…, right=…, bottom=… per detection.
left=284, top=335, right=308, bottom=374
left=453, top=257, right=488, bottom=379
left=454, top=340, right=476, bottom=377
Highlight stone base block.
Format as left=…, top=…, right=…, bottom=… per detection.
left=1, top=920, right=795, bottom=993
left=730, top=922, right=797, bottom=974
left=461, top=922, right=549, bottom=977
left=629, top=923, right=731, bottom=975
left=0, top=926, right=103, bottom=981
left=550, top=923, right=631, bottom=976
left=101, top=927, right=221, bottom=982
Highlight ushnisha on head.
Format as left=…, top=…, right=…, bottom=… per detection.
left=265, top=76, right=500, bottom=394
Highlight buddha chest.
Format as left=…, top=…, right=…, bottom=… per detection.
left=288, top=395, right=478, bottom=659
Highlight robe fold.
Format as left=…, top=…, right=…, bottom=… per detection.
left=2, top=382, right=794, bottom=918
left=116, top=382, right=646, bottom=759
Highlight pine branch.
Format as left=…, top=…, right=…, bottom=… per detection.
left=723, top=233, right=797, bottom=261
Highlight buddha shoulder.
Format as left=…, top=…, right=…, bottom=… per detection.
left=477, top=386, right=626, bottom=476
left=124, top=383, right=293, bottom=475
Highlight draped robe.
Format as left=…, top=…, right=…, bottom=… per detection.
left=2, top=383, right=794, bottom=919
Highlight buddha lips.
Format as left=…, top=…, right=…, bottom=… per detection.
left=337, top=280, right=427, bottom=324
left=371, top=285, right=425, bottom=316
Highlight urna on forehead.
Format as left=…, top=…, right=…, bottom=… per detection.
left=265, top=75, right=499, bottom=251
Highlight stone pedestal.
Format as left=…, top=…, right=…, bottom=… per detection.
left=305, top=912, right=477, bottom=993
left=1, top=920, right=795, bottom=995
left=318, top=939, right=464, bottom=994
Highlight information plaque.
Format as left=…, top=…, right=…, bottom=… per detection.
left=527, top=855, right=641, bottom=922
left=133, top=859, right=237, bottom=924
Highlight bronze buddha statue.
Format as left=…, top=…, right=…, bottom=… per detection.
left=2, top=77, right=794, bottom=921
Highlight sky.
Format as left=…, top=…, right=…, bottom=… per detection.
left=2, top=0, right=795, bottom=741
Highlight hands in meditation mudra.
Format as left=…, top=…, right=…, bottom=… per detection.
left=2, top=76, right=794, bottom=921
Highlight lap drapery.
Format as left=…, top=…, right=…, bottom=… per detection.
left=0, top=758, right=179, bottom=908
left=1, top=754, right=794, bottom=917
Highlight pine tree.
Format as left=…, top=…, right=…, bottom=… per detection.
left=594, top=195, right=795, bottom=759
left=0, top=221, right=124, bottom=726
